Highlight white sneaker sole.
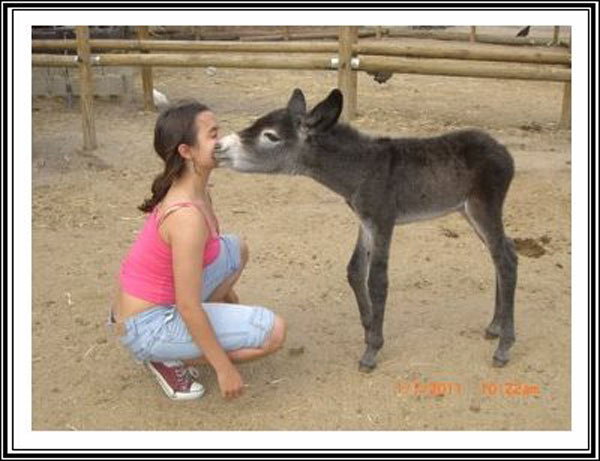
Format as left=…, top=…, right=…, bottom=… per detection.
left=146, top=362, right=205, bottom=401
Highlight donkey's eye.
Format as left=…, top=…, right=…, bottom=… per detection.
left=263, top=131, right=281, bottom=143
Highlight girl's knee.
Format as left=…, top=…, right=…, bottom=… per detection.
left=264, top=315, right=286, bottom=352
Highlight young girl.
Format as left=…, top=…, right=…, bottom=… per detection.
left=111, top=100, right=286, bottom=401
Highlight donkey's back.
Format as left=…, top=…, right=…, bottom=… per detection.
left=365, top=129, right=515, bottom=225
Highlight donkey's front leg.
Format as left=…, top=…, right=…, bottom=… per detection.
left=347, top=224, right=374, bottom=345
left=359, top=222, right=394, bottom=373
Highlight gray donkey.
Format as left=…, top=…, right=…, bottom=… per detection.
left=216, top=88, right=518, bottom=372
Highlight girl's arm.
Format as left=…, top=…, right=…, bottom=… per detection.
left=166, top=207, right=244, bottom=399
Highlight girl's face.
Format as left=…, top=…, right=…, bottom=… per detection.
left=185, top=111, right=220, bottom=172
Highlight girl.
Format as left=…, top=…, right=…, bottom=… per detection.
left=111, top=100, right=286, bottom=400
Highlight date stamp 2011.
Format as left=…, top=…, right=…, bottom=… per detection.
left=396, top=380, right=541, bottom=398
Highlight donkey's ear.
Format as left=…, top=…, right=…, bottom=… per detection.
left=305, top=89, right=343, bottom=131
left=287, top=88, right=307, bottom=118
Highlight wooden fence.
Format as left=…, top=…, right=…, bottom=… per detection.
left=32, top=26, right=571, bottom=151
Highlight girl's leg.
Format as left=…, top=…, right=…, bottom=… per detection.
left=184, top=313, right=286, bottom=367
left=207, top=239, right=248, bottom=303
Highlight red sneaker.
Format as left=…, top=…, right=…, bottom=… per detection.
left=146, top=361, right=205, bottom=400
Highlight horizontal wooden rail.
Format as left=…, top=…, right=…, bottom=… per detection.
left=353, top=42, right=570, bottom=65
left=358, top=56, right=570, bottom=82
left=32, top=39, right=339, bottom=53
left=32, top=53, right=337, bottom=71
left=387, top=29, right=569, bottom=47
left=32, top=39, right=570, bottom=65
left=32, top=52, right=571, bottom=82
left=239, top=29, right=377, bottom=41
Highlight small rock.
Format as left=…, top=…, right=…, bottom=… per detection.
left=440, top=227, right=459, bottom=239
left=74, top=316, right=89, bottom=326
left=519, top=122, right=543, bottom=132
left=205, top=66, right=217, bottom=77
left=289, top=346, right=305, bottom=356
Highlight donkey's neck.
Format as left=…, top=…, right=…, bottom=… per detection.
left=298, top=124, right=377, bottom=199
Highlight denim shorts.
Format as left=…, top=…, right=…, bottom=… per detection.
left=203, top=234, right=243, bottom=301
left=116, top=234, right=276, bottom=363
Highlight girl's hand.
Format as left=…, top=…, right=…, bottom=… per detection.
left=216, top=364, right=245, bottom=400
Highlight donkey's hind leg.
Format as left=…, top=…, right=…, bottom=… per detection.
left=484, top=241, right=517, bottom=340
left=464, top=197, right=518, bottom=367
left=461, top=209, right=502, bottom=339
left=485, top=279, right=503, bottom=339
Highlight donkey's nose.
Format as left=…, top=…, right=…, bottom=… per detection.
left=216, top=133, right=239, bottom=153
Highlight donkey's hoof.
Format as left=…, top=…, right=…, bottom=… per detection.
left=492, top=351, right=510, bottom=368
left=358, top=361, right=376, bottom=373
left=492, top=357, right=508, bottom=368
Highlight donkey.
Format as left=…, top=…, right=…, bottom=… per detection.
left=216, top=88, right=518, bottom=372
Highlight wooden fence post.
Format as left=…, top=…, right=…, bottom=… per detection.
left=470, top=26, right=477, bottom=43
left=559, top=35, right=571, bottom=129
left=137, top=26, right=155, bottom=111
left=559, top=82, right=571, bottom=129
left=338, top=26, right=358, bottom=121
left=552, top=26, right=560, bottom=45
left=75, top=26, right=97, bottom=151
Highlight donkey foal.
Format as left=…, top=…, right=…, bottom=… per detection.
left=216, top=88, right=518, bottom=372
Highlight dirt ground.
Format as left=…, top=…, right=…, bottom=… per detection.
left=32, top=29, right=571, bottom=434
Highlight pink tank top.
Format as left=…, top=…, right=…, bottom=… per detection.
left=119, top=202, right=221, bottom=305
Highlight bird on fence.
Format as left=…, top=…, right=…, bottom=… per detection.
left=153, top=88, right=170, bottom=110
left=366, top=70, right=394, bottom=84
left=516, top=26, right=531, bottom=37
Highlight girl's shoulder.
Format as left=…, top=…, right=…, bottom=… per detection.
left=156, top=200, right=209, bottom=245
left=158, top=200, right=205, bottom=226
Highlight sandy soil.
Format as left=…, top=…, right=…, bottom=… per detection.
left=32, top=30, right=571, bottom=433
